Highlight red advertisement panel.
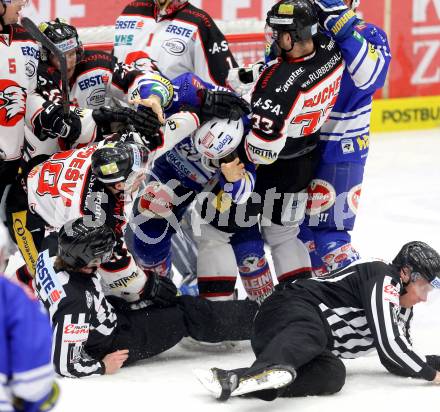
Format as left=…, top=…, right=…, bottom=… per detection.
left=20, top=1, right=440, bottom=99
left=389, top=0, right=440, bottom=97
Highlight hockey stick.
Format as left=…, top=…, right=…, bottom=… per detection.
left=21, top=17, right=70, bottom=119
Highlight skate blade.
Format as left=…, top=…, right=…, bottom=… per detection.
left=193, top=368, right=223, bottom=399
left=231, top=369, right=293, bottom=397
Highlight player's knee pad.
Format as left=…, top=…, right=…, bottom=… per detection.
left=261, top=223, right=311, bottom=282
left=306, top=162, right=364, bottom=232
left=99, top=253, right=147, bottom=302
left=196, top=224, right=237, bottom=300
left=231, top=227, right=274, bottom=303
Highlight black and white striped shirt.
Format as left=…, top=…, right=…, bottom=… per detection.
left=291, top=260, right=437, bottom=381
left=35, top=250, right=117, bottom=378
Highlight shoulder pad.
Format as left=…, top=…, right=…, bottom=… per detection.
left=122, top=0, right=153, bottom=16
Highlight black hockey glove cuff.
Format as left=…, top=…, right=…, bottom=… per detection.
left=37, top=102, right=82, bottom=147
left=198, top=89, right=251, bottom=123
left=141, top=272, right=178, bottom=308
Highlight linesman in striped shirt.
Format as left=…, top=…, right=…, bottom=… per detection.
left=196, top=241, right=440, bottom=401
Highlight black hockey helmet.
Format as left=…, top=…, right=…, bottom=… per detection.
left=38, top=18, right=84, bottom=61
left=265, top=0, right=318, bottom=43
left=58, top=218, right=116, bottom=268
left=91, top=142, right=149, bottom=185
left=392, top=241, right=440, bottom=289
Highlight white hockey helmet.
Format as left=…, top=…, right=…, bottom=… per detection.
left=193, top=117, right=244, bottom=171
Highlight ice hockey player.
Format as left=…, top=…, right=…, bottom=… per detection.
left=21, top=140, right=148, bottom=292
left=299, top=0, right=391, bottom=274
left=5, top=17, right=164, bottom=281
left=25, top=114, right=199, bottom=300
left=34, top=216, right=257, bottom=378
left=114, top=0, right=237, bottom=86
left=0, top=0, right=38, bottom=208
left=132, top=72, right=274, bottom=302
left=22, top=17, right=165, bottom=172
left=0, top=273, right=59, bottom=411
left=190, top=0, right=344, bottom=297
left=195, top=241, right=440, bottom=401
left=127, top=114, right=257, bottom=288
left=114, top=0, right=240, bottom=288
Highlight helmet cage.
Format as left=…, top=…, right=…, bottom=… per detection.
left=38, top=18, right=84, bottom=62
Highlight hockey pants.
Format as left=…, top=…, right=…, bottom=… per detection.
left=105, top=296, right=258, bottom=365
left=235, top=287, right=346, bottom=397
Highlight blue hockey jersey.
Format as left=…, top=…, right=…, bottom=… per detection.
left=319, top=21, right=391, bottom=164
left=0, top=277, right=54, bottom=412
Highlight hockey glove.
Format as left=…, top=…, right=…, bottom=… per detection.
left=227, top=62, right=264, bottom=96
left=117, top=124, right=163, bottom=153
left=312, top=0, right=359, bottom=40
left=198, top=89, right=251, bottom=123
left=13, top=381, right=60, bottom=412
left=92, top=106, right=161, bottom=138
left=37, top=102, right=82, bottom=147
left=141, top=272, right=178, bottom=308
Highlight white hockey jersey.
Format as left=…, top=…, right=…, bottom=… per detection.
left=113, top=0, right=237, bottom=86
left=0, top=24, right=38, bottom=162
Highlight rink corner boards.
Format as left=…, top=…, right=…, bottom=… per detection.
left=371, top=95, right=440, bottom=132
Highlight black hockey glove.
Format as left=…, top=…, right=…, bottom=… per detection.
left=118, top=123, right=163, bottom=153
left=141, top=272, right=178, bottom=308
left=37, top=102, right=82, bottom=147
left=92, top=106, right=161, bottom=138
left=198, top=89, right=251, bottom=122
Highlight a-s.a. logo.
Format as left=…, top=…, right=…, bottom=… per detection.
left=0, top=79, right=26, bottom=126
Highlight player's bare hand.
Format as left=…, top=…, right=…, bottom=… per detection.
left=130, top=95, right=165, bottom=124
left=433, top=371, right=440, bottom=384
left=221, top=157, right=246, bottom=183
left=103, top=349, right=129, bottom=374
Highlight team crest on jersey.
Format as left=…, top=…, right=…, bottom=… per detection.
left=25, top=60, right=37, bottom=78
left=86, top=88, right=106, bottom=107
left=0, top=79, right=26, bottom=127
left=161, top=38, right=186, bottom=56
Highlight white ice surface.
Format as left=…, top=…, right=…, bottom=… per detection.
left=10, top=129, right=440, bottom=411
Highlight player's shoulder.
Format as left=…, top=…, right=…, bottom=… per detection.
left=78, top=49, right=114, bottom=70
left=10, top=23, right=36, bottom=43
left=178, top=3, right=216, bottom=30
left=314, top=32, right=342, bottom=60
left=120, top=0, right=153, bottom=17
left=254, top=58, right=307, bottom=98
